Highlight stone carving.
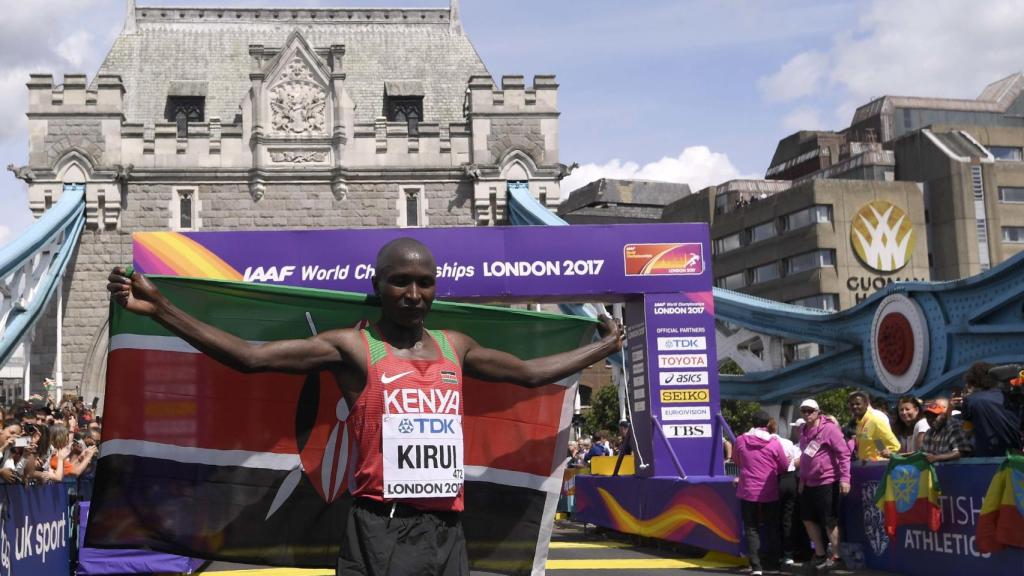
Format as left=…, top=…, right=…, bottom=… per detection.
left=270, top=150, right=327, bottom=163
left=269, top=58, right=327, bottom=136
left=7, top=164, right=35, bottom=182
left=249, top=179, right=266, bottom=202
left=331, top=178, right=348, bottom=201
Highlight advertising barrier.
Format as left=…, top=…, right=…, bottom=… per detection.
left=0, top=484, right=70, bottom=576
left=843, top=459, right=1024, bottom=576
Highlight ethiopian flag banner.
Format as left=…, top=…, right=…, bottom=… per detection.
left=87, top=276, right=596, bottom=574
left=977, top=453, right=1024, bottom=553
left=873, top=452, right=942, bottom=537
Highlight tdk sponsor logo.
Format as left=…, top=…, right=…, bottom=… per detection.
left=657, top=354, right=707, bottom=368
left=663, top=424, right=712, bottom=438
left=400, top=418, right=456, bottom=434
left=660, top=371, right=709, bottom=386
left=656, top=337, right=706, bottom=351
left=661, top=406, right=711, bottom=421
left=653, top=303, right=705, bottom=315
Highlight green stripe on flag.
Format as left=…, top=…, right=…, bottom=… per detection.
left=111, top=276, right=598, bottom=360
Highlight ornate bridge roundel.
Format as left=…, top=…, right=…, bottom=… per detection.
left=870, top=294, right=929, bottom=394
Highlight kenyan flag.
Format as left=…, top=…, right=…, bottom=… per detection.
left=977, top=452, right=1024, bottom=553
left=873, top=452, right=942, bottom=537
left=87, top=276, right=597, bottom=574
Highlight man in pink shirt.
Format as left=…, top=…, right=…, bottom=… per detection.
left=798, top=398, right=851, bottom=572
left=734, top=411, right=790, bottom=575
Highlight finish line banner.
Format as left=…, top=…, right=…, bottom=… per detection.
left=131, top=224, right=712, bottom=301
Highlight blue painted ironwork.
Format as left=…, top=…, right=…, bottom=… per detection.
left=0, top=187, right=85, bottom=367
left=506, top=179, right=1024, bottom=402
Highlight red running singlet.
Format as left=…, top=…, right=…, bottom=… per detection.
left=348, top=326, right=465, bottom=512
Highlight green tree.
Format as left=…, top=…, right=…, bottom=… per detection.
left=583, top=384, right=620, bottom=436
left=718, top=359, right=761, bottom=435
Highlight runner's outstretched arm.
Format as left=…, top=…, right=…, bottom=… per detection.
left=107, top=267, right=350, bottom=374
left=453, top=315, right=622, bottom=388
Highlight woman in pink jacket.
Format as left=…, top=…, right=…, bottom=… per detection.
left=734, top=410, right=790, bottom=575
left=798, top=398, right=851, bottom=572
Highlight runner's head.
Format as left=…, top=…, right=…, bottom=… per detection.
left=372, top=238, right=438, bottom=328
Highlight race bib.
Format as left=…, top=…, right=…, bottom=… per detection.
left=803, top=440, right=821, bottom=458
left=382, top=413, right=464, bottom=499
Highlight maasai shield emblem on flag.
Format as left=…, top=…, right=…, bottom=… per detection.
left=873, top=452, right=941, bottom=537
left=87, top=276, right=597, bottom=574
left=977, top=452, right=1024, bottom=553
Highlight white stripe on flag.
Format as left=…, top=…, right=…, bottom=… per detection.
left=110, top=334, right=265, bottom=354
left=464, top=465, right=561, bottom=494
left=100, top=439, right=300, bottom=470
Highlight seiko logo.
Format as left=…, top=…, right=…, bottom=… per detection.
left=660, top=388, right=710, bottom=404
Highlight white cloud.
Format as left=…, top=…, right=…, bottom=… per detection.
left=781, top=107, right=826, bottom=133
left=758, top=51, right=829, bottom=103
left=562, top=146, right=754, bottom=198
left=56, top=31, right=94, bottom=69
left=763, top=0, right=1024, bottom=128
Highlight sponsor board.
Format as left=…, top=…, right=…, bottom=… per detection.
left=660, top=388, right=710, bottom=404
left=657, top=354, right=707, bottom=368
left=624, top=243, right=705, bottom=276
left=662, top=423, right=713, bottom=438
left=660, top=371, right=709, bottom=386
left=656, top=336, right=706, bottom=351
left=661, top=406, right=712, bottom=421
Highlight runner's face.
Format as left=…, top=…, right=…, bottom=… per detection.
left=376, top=255, right=436, bottom=327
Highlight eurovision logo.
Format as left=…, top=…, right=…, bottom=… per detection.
left=623, top=243, right=704, bottom=276
left=851, top=201, right=915, bottom=273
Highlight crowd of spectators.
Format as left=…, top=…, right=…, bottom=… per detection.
left=0, top=392, right=101, bottom=490
left=567, top=420, right=634, bottom=468
left=730, top=361, right=1024, bottom=574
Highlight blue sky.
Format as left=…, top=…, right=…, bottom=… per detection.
left=3, top=0, right=1024, bottom=246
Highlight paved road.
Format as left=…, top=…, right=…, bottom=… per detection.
left=197, top=522, right=895, bottom=575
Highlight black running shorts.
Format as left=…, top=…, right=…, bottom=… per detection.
left=337, top=498, right=468, bottom=576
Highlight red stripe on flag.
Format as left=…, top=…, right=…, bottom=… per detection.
left=882, top=500, right=941, bottom=538
left=108, top=349, right=565, bottom=476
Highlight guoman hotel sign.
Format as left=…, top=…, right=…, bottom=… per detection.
left=848, top=200, right=923, bottom=302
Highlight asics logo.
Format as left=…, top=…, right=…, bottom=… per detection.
left=381, top=371, right=413, bottom=385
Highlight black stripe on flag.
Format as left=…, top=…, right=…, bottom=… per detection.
left=88, top=456, right=549, bottom=574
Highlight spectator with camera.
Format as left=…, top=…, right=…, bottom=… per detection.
left=958, top=362, right=1022, bottom=457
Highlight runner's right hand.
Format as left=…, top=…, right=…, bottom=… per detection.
left=108, top=267, right=163, bottom=317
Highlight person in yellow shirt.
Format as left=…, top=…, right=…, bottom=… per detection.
left=848, top=391, right=899, bottom=462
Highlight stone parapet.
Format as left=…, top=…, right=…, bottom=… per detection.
left=467, top=74, right=558, bottom=116
left=28, top=74, right=124, bottom=117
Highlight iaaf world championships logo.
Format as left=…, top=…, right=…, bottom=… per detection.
left=851, top=201, right=915, bottom=273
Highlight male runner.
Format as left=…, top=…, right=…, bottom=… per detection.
left=108, top=237, right=622, bottom=576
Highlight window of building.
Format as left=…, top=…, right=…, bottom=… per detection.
left=998, top=186, right=1024, bottom=203
left=789, top=294, right=838, bottom=312
left=716, top=271, right=746, bottom=290
left=749, top=221, right=777, bottom=243
left=386, top=96, right=423, bottom=136
left=165, top=96, right=204, bottom=138
left=751, top=262, right=780, bottom=284
left=902, top=108, right=912, bottom=129
left=713, top=232, right=742, bottom=254
left=990, top=146, right=1023, bottom=161
left=397, top=186, right=427, bottom=228
left=1002, top=226, right=1024, bottom=243
left=782, top=205, right=831, bottom=231
left=784, top=249, right=835, bottom=275
left=170, top=188, right=199, bottom=230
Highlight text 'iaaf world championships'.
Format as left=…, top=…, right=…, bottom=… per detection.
left=243, top=259, right=607, bottom=283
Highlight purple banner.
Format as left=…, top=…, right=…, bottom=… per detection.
left=132, top=224, right=711, bottom=301
left=574, top=475, right=742, bottom=556
left=844, top=460, right=1024, bottom=576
